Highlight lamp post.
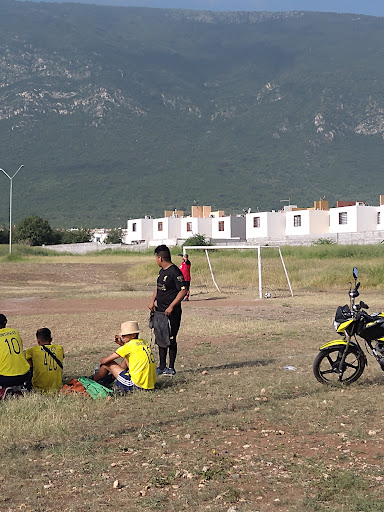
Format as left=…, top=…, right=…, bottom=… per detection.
left=0, top=165, right=24, bottom=254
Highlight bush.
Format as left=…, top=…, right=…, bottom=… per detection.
left=0, top=227, right=9, bottom=244
left=14, top=216, right=53, bottom=246
left=312, top=238, right=336, bottom=246
left=105, top=228, right=122, bottom=244
left=57, top=228, right=91, bottom=244
left=183, top=233, right=211, bottom=247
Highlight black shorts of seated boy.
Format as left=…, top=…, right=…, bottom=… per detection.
left=93, top=321, right=157, bottom=392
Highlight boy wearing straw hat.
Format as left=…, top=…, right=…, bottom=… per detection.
left=93, top=321, right=156, bottom=392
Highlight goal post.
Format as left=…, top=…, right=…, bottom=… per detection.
left=183, top=245, right=293, bottom=299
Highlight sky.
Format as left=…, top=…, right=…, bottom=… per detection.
left=67, top=0, right=384, bottom=17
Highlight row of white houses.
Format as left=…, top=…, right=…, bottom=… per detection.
left=122, top=201, right=384, bottom=246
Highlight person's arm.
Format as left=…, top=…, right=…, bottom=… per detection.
left=148, top=287, right=157, bottom=311
left=164, top=288, right=187, bottom=316
left=100, top=351, right=119, bottom=366
left=25, top=349, right=33, bottom=367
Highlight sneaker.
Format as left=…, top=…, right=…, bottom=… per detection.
left=0, top=387, right=13, bottom=400
left=156, top=367, right=167, bottom=376
left=164, top=367, right=176, bottom=376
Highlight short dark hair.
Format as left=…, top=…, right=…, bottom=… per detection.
left=36, top=327, right=52, bottom=343
left=154, top=244, right=171, bottom=262
left=0, top=314, right=7, bottom=327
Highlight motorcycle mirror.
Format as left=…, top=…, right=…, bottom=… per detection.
left=353, top=267, right=358, bottom=279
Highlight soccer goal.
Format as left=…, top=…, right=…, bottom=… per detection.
left=183, top=245, right=293, bottom=299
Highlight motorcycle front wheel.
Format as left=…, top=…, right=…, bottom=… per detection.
left=313, top=345, right=366, bottom=385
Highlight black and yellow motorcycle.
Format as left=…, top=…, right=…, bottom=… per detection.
left=313, top=267, right=384, bottom=385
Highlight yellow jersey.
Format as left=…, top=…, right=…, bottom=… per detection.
left=0, top=328, right=30, bottom=376
left=25, top=344, right=64, bottom=392
left=116, top=338, right=156, bottom=390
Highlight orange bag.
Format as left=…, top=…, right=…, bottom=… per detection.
left=61, top=378, right=90, bottom=397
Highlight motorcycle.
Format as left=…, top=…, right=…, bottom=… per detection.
left=313, top=267, right=384, bottom=385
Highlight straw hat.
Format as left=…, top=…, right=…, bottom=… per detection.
left=120, top=321, right=141, bottom=336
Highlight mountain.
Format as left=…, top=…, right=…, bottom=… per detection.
left=1, top=1, right=384, bottom=227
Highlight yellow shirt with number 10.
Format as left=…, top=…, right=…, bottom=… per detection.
left=0, top=328, right=30, bottom=376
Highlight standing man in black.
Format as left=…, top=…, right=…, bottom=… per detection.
left=148, top=245, right=187, bottom=376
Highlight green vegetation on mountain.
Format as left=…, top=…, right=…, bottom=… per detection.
left=1, top=1, right=384, bottom=226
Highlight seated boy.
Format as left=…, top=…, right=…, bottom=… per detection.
left=93, top=321, right=156, bottom=392
left=0, top=313, right=31, bottom=389
left=25, top=328, right=64, bottom=392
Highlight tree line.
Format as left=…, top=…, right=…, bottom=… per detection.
left=0, top=216, right=122, bottom=246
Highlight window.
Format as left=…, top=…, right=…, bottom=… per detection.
left=339, top=212, right=348, bottom=225
left=253, top=217, right=261, bottom=228
left=218, top=221, right=225, bottom=232
left=186, top=222, right=192, bottom=232
left=378, top=212, right=381, bottom=225
left=158, top=222, right=163, bottom=231
left=132, top=223, right=136, bottom=232
left=293, top=215, right=301, bottom=227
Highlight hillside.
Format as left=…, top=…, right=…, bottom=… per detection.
left=1, top=1, right=384, bottom=226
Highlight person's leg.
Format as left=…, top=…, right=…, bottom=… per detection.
left=158, top=346, right=168, bottom=371
left=168, top=309, right=182, bottom=370
left=93, top=364, right=110, bottom=382
left=168, top=340, right=177, bottom=370
left=94, top=362, right=124, bottom=382
left=184, top=282, right=190, bottom=300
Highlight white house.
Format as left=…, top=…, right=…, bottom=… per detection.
left=246, top=211, right=286, bottom=240
left=180, top=217, right=212, bottom=240
left=126, top=218, right=153, bottom=244
left=152, top=216, right=182, bottom=241
left=211, top=216, right=246, bottom=240
left=285, top=209, right=330, bottom=236
left=329, top=204, right=378, bottom=234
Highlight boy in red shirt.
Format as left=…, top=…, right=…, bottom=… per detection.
left=178, top=253, right=191, bottom=301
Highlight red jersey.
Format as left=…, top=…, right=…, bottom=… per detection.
left=179, top=260, right=191, bottom=282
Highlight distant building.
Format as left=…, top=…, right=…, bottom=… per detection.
left=329, top=204, right=378, bottom=234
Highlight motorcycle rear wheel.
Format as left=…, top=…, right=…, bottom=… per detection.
left=313, top=346, right=365, bottom=385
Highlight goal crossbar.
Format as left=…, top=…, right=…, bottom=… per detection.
left=183, top=245, right=293, bottom=299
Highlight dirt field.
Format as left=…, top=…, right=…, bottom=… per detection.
left=0, top=260, right=383, bottom=512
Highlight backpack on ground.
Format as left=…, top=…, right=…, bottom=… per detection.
left=61, top=377, right=113, bottom=399
left=78, top=377, right=113, bottom=399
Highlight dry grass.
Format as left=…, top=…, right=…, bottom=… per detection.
left=0, top=249, right=384, bottom=511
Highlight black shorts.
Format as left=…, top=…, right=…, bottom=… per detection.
left=0, top=370, right=32, bottom=389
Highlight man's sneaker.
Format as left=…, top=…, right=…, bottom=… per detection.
left=156, top=367, right=167, bottom=376
left=164, top=367, right=176, bottom=376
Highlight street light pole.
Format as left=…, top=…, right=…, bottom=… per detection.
left=0, top=165, right=24, bottom=254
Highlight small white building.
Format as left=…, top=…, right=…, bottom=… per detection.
left=126, top=218, right=153, bottom=244
left=152, top=216, right=182, bottom=241
left=246, top=211, right=286, bottom=240
left=285, top=209, right=330, bottom=236
left=90, top=229, right=109, bottom=244
left=180, top=217, right=212, bottom=240
left=376, top=205, right=384, bottom=230
left=211, top=216, right=246, bottom=240
left=329, top=204, right=378, bottom=233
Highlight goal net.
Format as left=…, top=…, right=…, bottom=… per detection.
left=182, top=245, right=293, bottom=299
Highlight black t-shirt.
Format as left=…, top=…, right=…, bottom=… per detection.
left=156, top=264, right=187, bottom=312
